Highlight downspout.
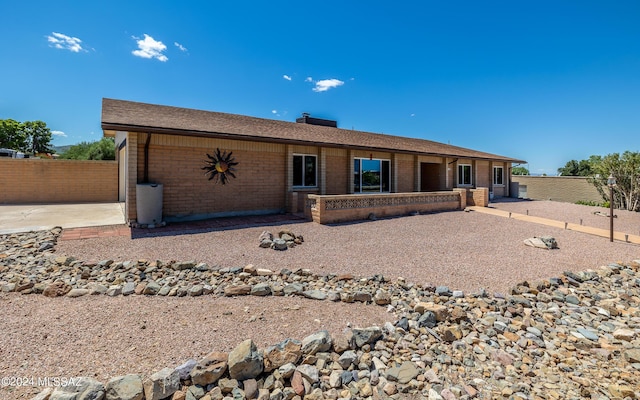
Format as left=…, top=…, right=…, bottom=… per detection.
left=143, top=133, right=151, bottom=183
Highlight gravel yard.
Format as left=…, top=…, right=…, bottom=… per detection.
left=56, top=200, right=640, bottom=295
left=3, top=200, right=640, bottom=399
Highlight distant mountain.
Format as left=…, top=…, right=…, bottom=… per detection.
left=52, top=145, right=72, bottom=154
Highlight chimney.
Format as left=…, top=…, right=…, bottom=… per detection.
left=295, top=113, right=337, bottom=128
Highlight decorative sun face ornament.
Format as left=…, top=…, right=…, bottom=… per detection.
left=202, top=148, right=238, bottom=185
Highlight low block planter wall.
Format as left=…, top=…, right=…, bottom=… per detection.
left=306, top=192, right=462, bottom=224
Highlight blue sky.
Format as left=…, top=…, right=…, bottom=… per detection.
left=1, top=1, right=638, bottom=175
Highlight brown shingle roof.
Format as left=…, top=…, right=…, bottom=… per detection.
left=101, top=98, right=525, bottom=163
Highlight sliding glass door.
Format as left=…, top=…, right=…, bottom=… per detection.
left=354, top=158, right=390, bottom=193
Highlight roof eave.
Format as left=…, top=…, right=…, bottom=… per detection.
left=101, top=122, right=525, bottom=164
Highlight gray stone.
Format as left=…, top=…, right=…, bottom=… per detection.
left=296, top=364, right=319, bottom=383
left=228, top=339, right=264, bottom=380
left=435, top=286, right=451, bottom=296
left=301, top=330, right=332, bottom=355
left=143, top=368, right=180, bottom=400
left=386, top=361, right=419, bottom=384
left=576, top=327, right=599, bottom=341
left=418, top=311, right=437, bottom=328
left=278, top=362, right=297, bottom=379
left=173, top=261, right=196, bottom=270
left=106, top=285, right=122, bottom=296
left=272, top=239, right=288, bottom=251
left=175, top=359, right=198, bottom=380
left=105, top=374, right=144, bottom=400
left=565, top=295, right=580, bottom=305
left=350, top=326, right=383, bottom=348
left=49, top=377, right=105, bottom=400
left=188, top=284, right=203, bottom=296
left=338, top=350, right=358, bottom=369
left=302, top=289, right=327, bottom=300
left=251, top=283, right=272, bottom=296
left=187, top=385, right=205, bottom=399
left=143, top=280, right=161, bottom=295
left=122, top=282, right=136, bottom=296
left=283, top=283, right=304, bottom=295
left=88, top=284, right=108, bottom=295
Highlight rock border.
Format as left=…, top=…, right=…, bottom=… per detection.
left=1, top=228, right=639, bottom=400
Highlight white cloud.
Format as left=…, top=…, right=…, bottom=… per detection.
left=47, top=32, right=85, bottom=52
left=410, top=113, right=415, bottom=117
left=305, top=77, right=313, bottom=82
left=283, top=75, right=292, bottom=81
left=174, top=42, right=187, bottom=52
left=272, top=110, right=278, bottom=114
left=312, top=78, right=344, bottom=92
left=132, top=34, right=168, bottom=62
left=51, top=130, right=67, bottom=137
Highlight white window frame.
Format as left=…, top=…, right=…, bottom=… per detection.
left=493, top=166, right=504, bottom=186
left=458, top=164, right=472, bottom=186
left=292, top=154, right=317, bottom=188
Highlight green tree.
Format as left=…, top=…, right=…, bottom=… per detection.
left=557, top=159, right=594, bottom=176
left=0, top=119, right=53, bottom=154
left=87, top=137, right=115, bottom=160
left=512, top=166, right=529, bottom=175
left=0, top=119, right=27, bottom=151
left=589, top=151, right=640, bottom=211
left=22, top=120, right=52, bottom=154
left=60, top=138, right=115, bottom=160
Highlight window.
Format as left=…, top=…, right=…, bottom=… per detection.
left=354, top=158, right=390, bottom=193
left=458, top=164, right=472, bottom=186
left=493, top=166, right=504, bottom=185
left=293, top=154, right=317, bottom=187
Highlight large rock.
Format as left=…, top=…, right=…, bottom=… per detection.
left=49, top=377, right=105, bottom=400
left=43, top=281, right=71, bottom=297
left=524, top=236, right=557, bottom=249
left=105, top=374, right=144, bottom=400
left=272, top=238, right=288, bottom=251
left=301, top=330, right=332, bottom=355
left=190, top=351, right=228, bottom=386
left=350, top=327, right=383, bottom=348
left=228, top=339, right=264, bottom=380
left=302, top=290, right=327, bottom=300
left=224, top=285, right=251, bottom=296
left=251, top=283, right=272, bottom=296
left=263, top=338, right=302, bottom=372
left=386, top=361, right=419, bottom=384
left=143, top=368, right=180, bottom=400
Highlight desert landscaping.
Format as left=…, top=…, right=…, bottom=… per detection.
left=1, top=200, right=639, bottom=400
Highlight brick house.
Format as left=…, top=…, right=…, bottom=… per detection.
left=101, top=98, right=525, bottom=224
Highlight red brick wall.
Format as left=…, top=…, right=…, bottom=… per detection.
left=0, top=159, right=117, bottom=203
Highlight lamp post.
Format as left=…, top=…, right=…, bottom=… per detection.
left=607, top=174, right=617, bottom=242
